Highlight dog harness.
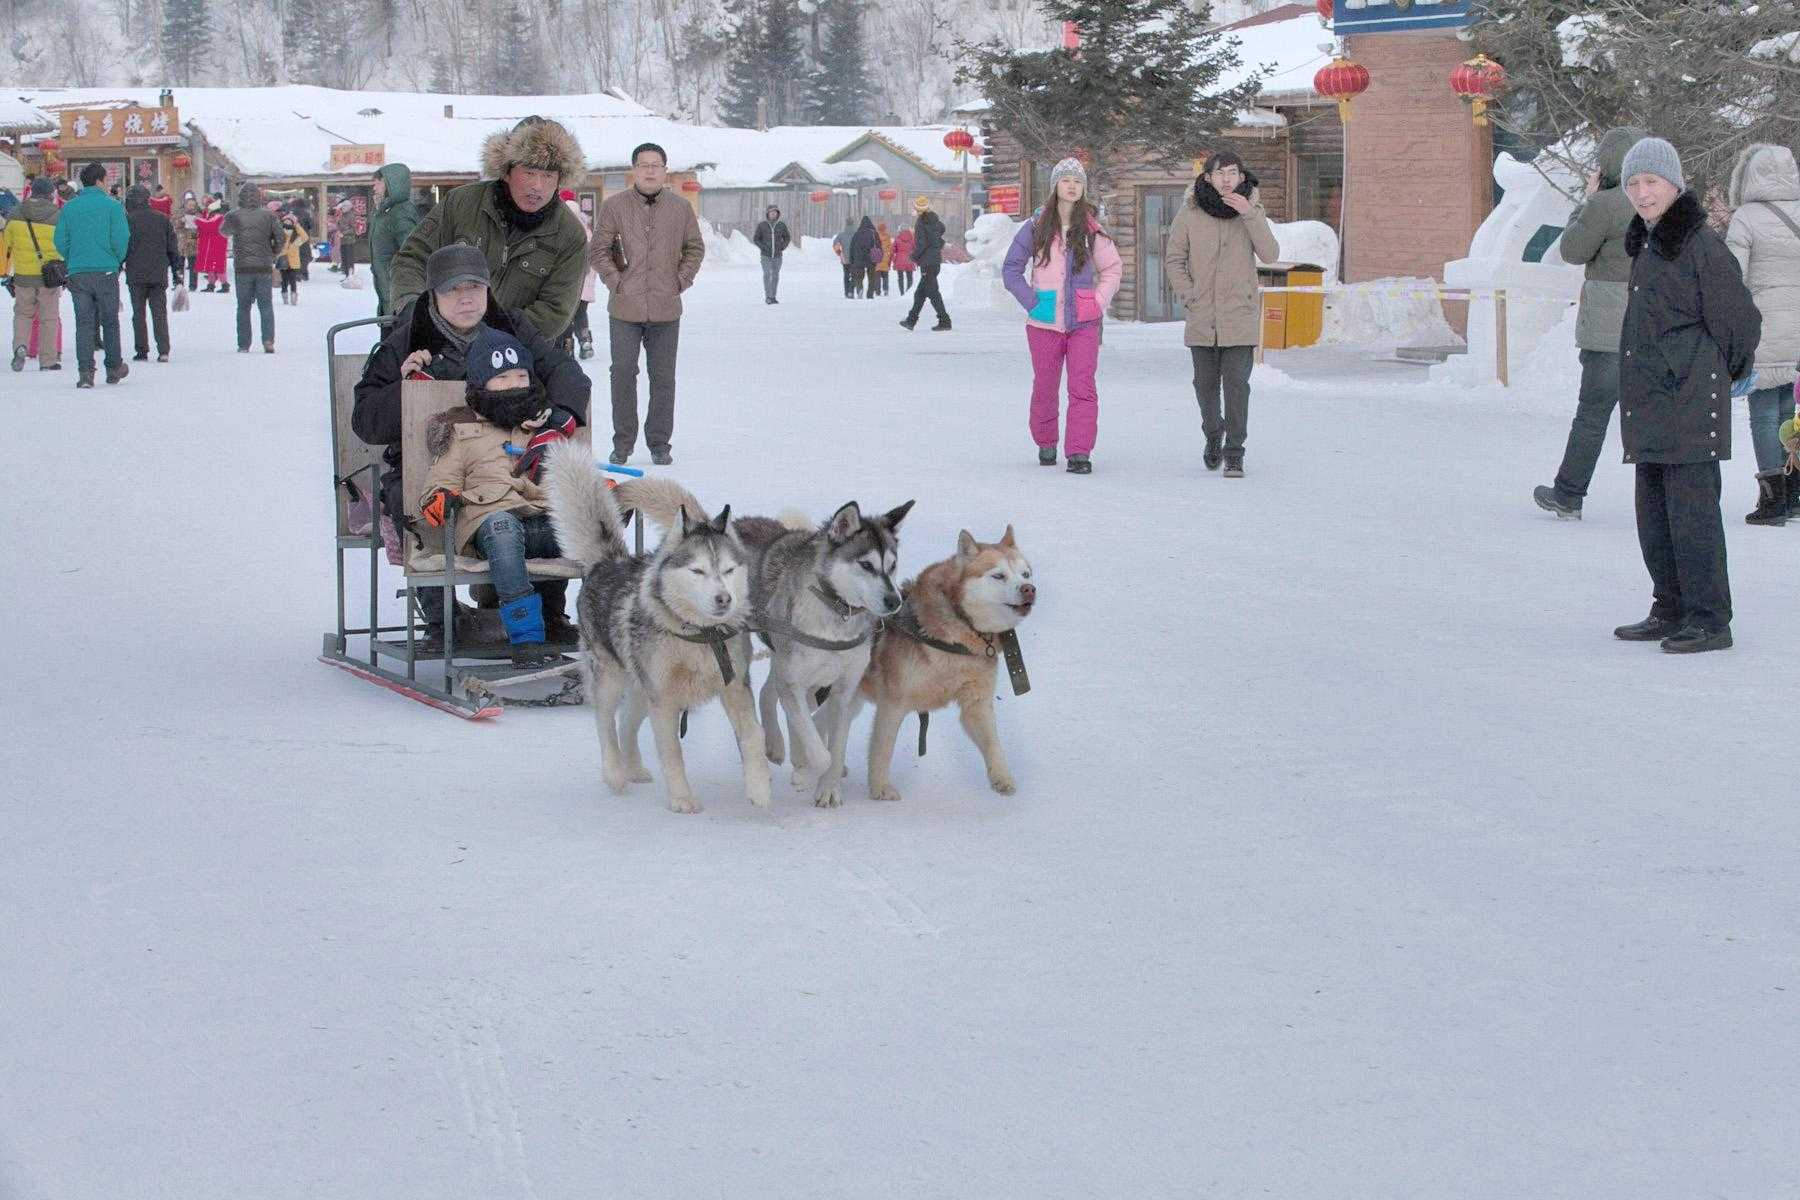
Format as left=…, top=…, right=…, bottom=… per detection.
left=879, top=599, right=1032, bottom=755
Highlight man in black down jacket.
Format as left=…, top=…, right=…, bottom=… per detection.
left=900, top=200, right=950, bottom=331
left=123, top=185, right=181, bottom=362
left=1612, top=137, right=1761, bottom=654
left=354, top=245, right=591, bottom=645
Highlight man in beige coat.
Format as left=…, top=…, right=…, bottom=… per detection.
left=1164, top=151, right=1279, bottom=477
left=590, top=142, right=706, bottom=465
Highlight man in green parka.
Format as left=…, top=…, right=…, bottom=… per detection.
left=368, top=162, right=421, bottom=318
left=388, top=117, right=589, bottom=341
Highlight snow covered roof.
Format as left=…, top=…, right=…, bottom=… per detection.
left=831, top=128, right=981, bottom=177
left=1219, top=9, right=1334, bottom=102
left=772, top=158, right=888, bottom=187
left=0, top=96, right=55, bottom=134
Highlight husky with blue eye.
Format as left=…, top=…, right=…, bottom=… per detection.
left=543, top=445, right=770, bottom=815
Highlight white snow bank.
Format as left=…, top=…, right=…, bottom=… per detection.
left=1319, top=278, right=1464, bottom=348
left=1270, top=219, right=1339, bottom=284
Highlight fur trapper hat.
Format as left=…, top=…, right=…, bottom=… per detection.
left=479, top=117, right=586, bottom=189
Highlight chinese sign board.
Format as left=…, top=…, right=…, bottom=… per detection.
left=59, top=106, right=183, bottom=149
left=330, top=144, right=386, bottom=171
left=986, top=184, right=1021, bottom=215
left=1332, top=0, right=1470, bottom=34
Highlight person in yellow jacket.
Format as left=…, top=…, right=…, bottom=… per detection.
left=5, top=177, right=65, bottom=371
left=277, top=213, right=312, bottom=306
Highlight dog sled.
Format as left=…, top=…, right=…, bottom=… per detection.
left=316, top=317, right=641, bottom=719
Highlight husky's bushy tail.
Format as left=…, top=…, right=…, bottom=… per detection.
left=613, top=477, right=710, bottom=532
left=545, top=442, right=632, bottom=567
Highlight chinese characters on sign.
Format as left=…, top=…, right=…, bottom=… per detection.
left=329, top=144, right=386, bottom=171
left=985, top=185, right=1021, bottom=216
left=59, top=106, right=183, bottom=148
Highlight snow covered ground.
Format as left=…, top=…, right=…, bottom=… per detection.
left=3, top=257, right=1797, bottom=1198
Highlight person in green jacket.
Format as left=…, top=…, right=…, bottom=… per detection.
left=53, top=163, right=132, bottom=388
left=368, top=162, right=420, bottom=319
left=387, top=117, right=589, bottom=341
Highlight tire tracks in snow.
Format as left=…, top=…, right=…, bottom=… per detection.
left=419, top=987, right=539, bottom=1198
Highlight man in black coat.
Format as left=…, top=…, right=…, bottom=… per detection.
left=1612, top=137, right=1761, bottom=654
left=122, top=185, right=181, bottom=362
left=847, top=216, right=880, bottom=300
left=354, top=245, right=591, bottom=645
left=752, top=205, right=791, bottom=305
left=900, top=200, right=951, bottom=331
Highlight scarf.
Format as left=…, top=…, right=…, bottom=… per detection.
left=429, top=304, right=479, bottom=357
left=1193, top=174, right=1257, bottom=220
left=467, top=380, right=550, bottom=430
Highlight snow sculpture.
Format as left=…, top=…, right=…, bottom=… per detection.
left=1431, top=150, right=1585, bottom=387
left=952, top=211, right=1021, bottom=308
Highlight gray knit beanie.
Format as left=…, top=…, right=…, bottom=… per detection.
left=1048, top=157, right=1087, bottom=190
left=1621, top=137, right=1685, bottom=192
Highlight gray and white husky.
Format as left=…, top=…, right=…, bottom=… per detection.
left=544, top=445, right=771, bottom=815
left=615, top=477, right=913, bottom=809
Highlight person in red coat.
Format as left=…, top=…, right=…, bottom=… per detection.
left=149, top=186, right=174, bottom=217
left=193, top=199, right=229, bottom=293
left=891, top=226, right=917, bottom=294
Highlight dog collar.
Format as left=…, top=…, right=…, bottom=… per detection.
left=669, top=623, right=739, bottom=685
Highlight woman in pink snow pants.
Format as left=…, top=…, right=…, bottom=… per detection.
left=1001, top=157, right=1123, bottom=474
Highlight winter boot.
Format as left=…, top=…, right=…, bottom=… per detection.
left=105, top=362, right=129, bottom=385
left=1222, top=450, right=1244, bottom=478
left=263, top=340, right=275, bottom=354
left=1202, top=433, right=1223, bottom=471
left=201, top=283, right=216, bottom=293
left=157, top=353, right=169, bottom=363
left=218, top=282, right=229, bottom=295
left=1660, top=625, right=1733, bottom=654
left=10, top=347, right=24, bottom=373
left=1533, top=484, right=1583, bottom=520
left=608, top=450, right=629, bottom=466
left=499, top=592, right=558, bottom=668
left=1744, top=472, right=1788, bottom=526
left=1614, top=615, right=1682, bottom=642
left=578, top=331, right=595, bottom=360
left=132, top=351, right=149, bottom=361
left=652, top=449, right=673, bottom=466
left=899, top=317, right=917, bottom=331
left=76, top=369, right=96, bottom=389
left=1066, top=454, right=1092, bottom=475
left=1038, top=446, right=1057, bottom=467
left=932, top=317, right=953, bottom=332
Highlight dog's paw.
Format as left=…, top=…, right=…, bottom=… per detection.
left=790, top=769, right=818, bottom=794
left=667, top=792, right=701, bottom=814
left=603, top=766, right=632, bottom=794
left=813, top=778, right=843, bottom=809
left=764, top=738, right=786, bottom=766
left=625, top=764, right=654, bottom=785
left=988, top=771, right=1017, bottom=796
left=747, top=782, right=772, bottom=810
left=869, top=782, right=903, bottom=802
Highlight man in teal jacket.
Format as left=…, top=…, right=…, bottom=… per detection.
left=53, top=163, right=132, bottom=387
left=368, top=162, right=420, bottom=318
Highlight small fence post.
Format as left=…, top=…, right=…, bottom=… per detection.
left=1494, top=288, right=1509, bottom=387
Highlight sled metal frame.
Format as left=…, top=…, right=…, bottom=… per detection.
left=316, top=317, right=550, bottom=718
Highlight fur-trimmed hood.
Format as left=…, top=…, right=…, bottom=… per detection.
left=1627, top=190, right=1706, bottom=261
left=425, top=406, right=484, bottom=459
left=479, top=118, right=586, bottom=189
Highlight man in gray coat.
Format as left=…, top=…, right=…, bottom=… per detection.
left=221, top=182, right=283, bottom=352
left=1534, top=126, right=1645, bottom=519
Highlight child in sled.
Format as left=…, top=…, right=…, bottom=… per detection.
left=419, top=327, right=581, bottom=668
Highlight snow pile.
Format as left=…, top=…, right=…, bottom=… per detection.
left=1318, top=278, right=1463, bottom=349
left=1748, top=30, right=1800, bottom=63
left=700, top=218, right=764, bottom=268
left=1270, top=219, right=1339, bottom=283
left=1556, top=13, right=1614, bottom=68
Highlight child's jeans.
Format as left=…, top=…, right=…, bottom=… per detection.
left=1027, top=323, right=1100, bottom=457
left=473, top=511, right=562, bottom=603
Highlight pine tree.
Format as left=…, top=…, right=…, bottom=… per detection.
left=955, top=0, right=1267, bottom=192
left=488, top=0, right=547, bottom=95
left=1471, top=0, right=1800, bottom=201
left=808, top=0, right=871, bottom=125
left=160, top=0, right=211, bottom=86
left=719, top=0, right=809, bottom=128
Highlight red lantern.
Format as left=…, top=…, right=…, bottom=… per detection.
left=679, top=178, right=702, bottom=194
left=943, top=129, right=975, bottom=155
left=809, top=189, right=830, bottom=203
left=172, top=152, right=192, bottom=169
left=1449, top=53, right=1506, bottom=127
left=968, top=143, right=984, bottom=158
left=1060, top=20, right=1080, bottom=51
left=38, top=137, right=59, bottom=153
left=878, top=188, right=898, bottom=201
left=1315, top=0, right=1331, bottom=23
left=1313, top=55, right=1370, bottom=122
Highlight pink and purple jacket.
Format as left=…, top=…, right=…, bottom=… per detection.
left=1002, top=212, right=1123, bottom=332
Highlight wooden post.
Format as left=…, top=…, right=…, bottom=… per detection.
left=1494, top=288, right=1509, bottom=387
